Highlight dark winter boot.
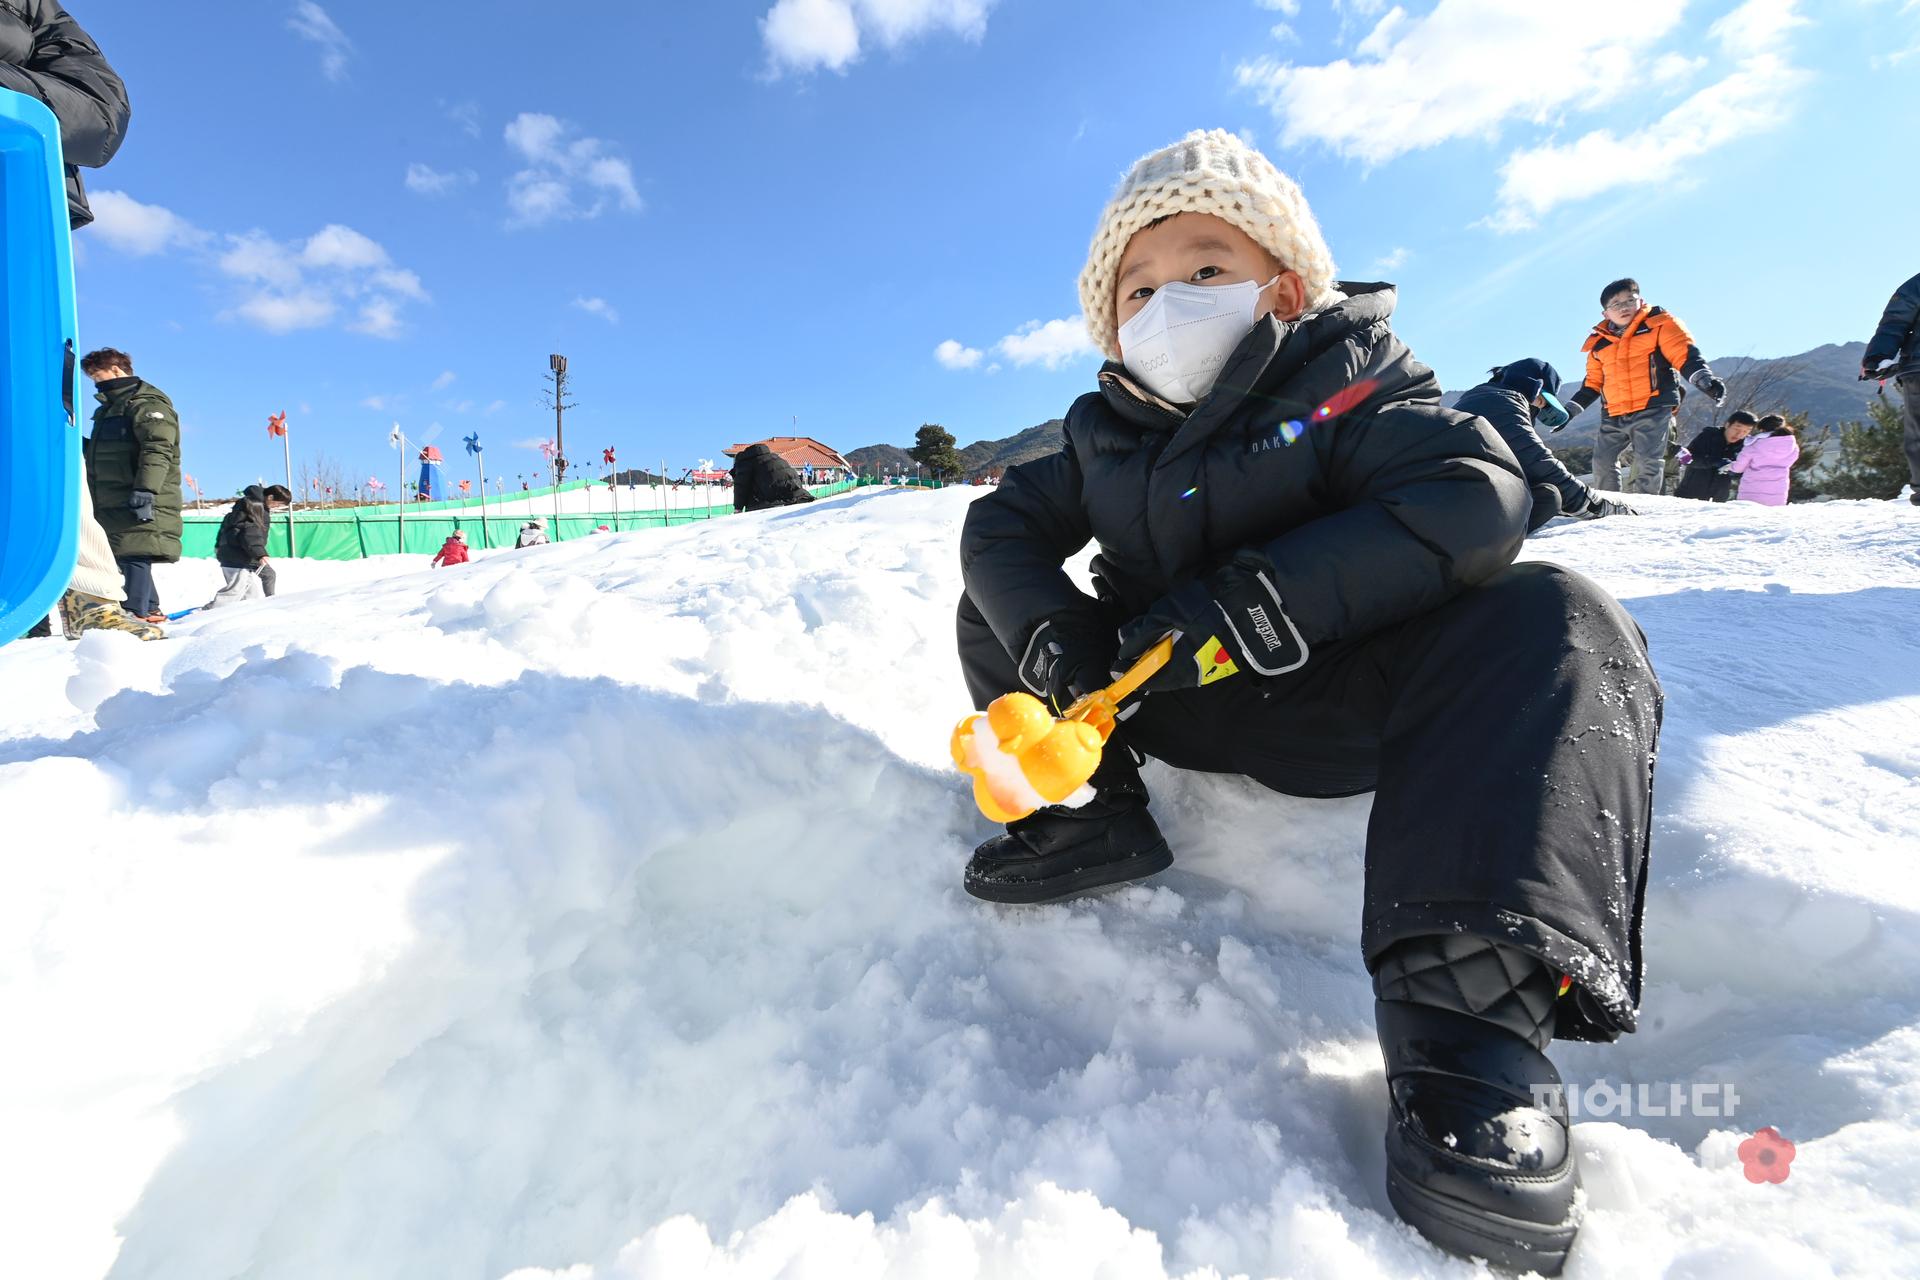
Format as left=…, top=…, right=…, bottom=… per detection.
left=1373, top=934, right=1577, bottom=1276
left=963, top=750, right=1171, bottom=904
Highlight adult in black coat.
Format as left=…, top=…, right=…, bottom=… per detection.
left=730, top=444, right=815, bottom=513
left=0, top=0, right=131, bottom=228
left=1674, top=411, right=1756, bottom=502
left=1862, top=271, right=1920, bottom=500
left=1453, top=358, right=1629, bottom=530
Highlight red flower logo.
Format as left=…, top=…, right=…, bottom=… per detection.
left=1737, top=1127, right=1795, bottom=1184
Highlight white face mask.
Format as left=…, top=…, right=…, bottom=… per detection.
left=1117, top=275, right=1277, bottom=404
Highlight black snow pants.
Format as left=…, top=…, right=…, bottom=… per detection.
left=1673, top=465, right=1733, bottom=502
left=957, top=561, right=1661, bottom=1043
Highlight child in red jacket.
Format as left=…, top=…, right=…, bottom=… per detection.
left=431, top=530, right=470, bottom=567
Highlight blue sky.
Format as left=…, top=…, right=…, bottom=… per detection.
left=69, top=0, right=1920, bottom=499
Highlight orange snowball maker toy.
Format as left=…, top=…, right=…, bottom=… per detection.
left=949, top=637, right=1173, bottom=822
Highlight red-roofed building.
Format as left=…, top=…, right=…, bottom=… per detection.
left=723, top=436, right=852, bottom=480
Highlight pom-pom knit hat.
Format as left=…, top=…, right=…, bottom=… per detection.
left=1078, top=129, right=1338, bottom=361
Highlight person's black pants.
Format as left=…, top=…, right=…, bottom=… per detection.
left=956, top=562, right=1662, bottom=1043
left=1674, top=466, right=1733, bottom=502
left=1899, top=375, right=1920, bottom=490
left=117, top=556, right=160, bottom=617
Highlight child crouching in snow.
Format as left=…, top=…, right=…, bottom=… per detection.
left=954, top=129, right=1663, bottom=1276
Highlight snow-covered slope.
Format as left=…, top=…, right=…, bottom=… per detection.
left=2, top=489, right=1916, bottom=1279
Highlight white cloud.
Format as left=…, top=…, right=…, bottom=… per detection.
left=502, top=113, right=643, bottom=227
left=88, top=205, right=422, bottom=338
left=288, top=1, right=353, bottom=82
left=997, top=316, right=1098, bottom=370
left=1489, top=2, right=1808, bottom=231
left=360, top=395, right=390, bottom=411
left=1236, top=0, right=1684, bottom=166
left=85, top=190, right=208, bottom=256
left=934, top=339, right=983, bottom=370
left=573, top=296, right=620, bottom=324
left=235, top=290, right=337, bottom=334
left=405, top=162, right=475, bottom=195
left=302, top=223, right=387, bottom=271
left=351, top=297, right=404, bottom=339
left=432, top=370, right=457, bottom=390
left=940, top=315, right=1101, bottom=373
left=214, top=224, right=429, bottom=337
left=1374, top=246, right=1410, bottom=271
left=1711, top=0, right=1808, bottom=57
left=761, top=0, right=994, bottom=75
left=483, top=400, right=507, bottom=415
left=443, top=100, right=483, bottom=137
left=217, top=231, right=301, bottom=288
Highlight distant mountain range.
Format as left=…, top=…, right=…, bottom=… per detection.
left=845, top=420, right=1065, bottom=479
left=847, top=341, right=1889, bottom=479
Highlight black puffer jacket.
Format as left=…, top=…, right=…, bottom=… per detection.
left=0, top=0, right=131, bottom=228
left=214, top=485, right=270, bottom=567
left=961, top=284, right=1529, bottom=671
left=1453, top=359, right=1592, bottom=528
left=730, top=443, right=815, bottom=512
left=1865, top=272, right=1920, bottom=378
left=1680, top=425, right=1745, bottom=471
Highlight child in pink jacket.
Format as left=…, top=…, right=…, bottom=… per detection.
left=1730, top=414, right=1800, bottom=506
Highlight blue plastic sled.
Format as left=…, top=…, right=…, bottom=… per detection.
left=0, top=89, right=80, bottom=646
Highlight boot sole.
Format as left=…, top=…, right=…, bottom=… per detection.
left=964, top=840, right=1173, bottom=905
left=1386, top=1163, right=1575, bottom=1277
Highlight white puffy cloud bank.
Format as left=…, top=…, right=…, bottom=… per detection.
left=1237, top=0, right=1811, bottom=231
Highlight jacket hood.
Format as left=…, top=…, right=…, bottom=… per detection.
left=1486, top=358, right=1564, bottom=397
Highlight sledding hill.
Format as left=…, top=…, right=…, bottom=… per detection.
left=2, top=489, right=1917, bottom=1279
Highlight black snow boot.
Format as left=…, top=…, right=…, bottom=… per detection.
left=963, top=749, right=1171, bottom=904
left=1373, top=934, right=1577, bottom=1276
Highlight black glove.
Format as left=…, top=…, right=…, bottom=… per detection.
left=1018, top=617, right=1118, bottom=714
left=1572, top=494, right=1636, bottom=518
left=1113, top=552, right=1307, bottom=694
left=1692, top=370, right=1727, bottom=404
left=128, top=489, right=157, bottom=523
left=1551, top=399, right=1585, bottom=433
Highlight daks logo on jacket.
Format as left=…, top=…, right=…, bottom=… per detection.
left=1247, top=419, right=1306, bottom=455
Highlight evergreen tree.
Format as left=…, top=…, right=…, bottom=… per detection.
left=910, top=424, right=966, bottom=483
left=1786, top=412, right=1827, bottom=502
left=1821, top=397, right=1912, bottom=500
left=1551, top=444, right=1594, bottom=477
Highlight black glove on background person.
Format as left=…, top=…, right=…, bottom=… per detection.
left=128, top=489, right=156, bottom=522
left=1571, top=494, right=1637, bottom=519
left=1019, top=617, right=1118, bottom=714
left=1114, top=552, right=1308, bottom=693
left=1692, top=370, right=1728, bottom=404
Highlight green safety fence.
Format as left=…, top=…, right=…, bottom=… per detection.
left=180, top=479, right=859, bottom=560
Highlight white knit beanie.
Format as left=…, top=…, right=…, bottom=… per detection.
left=1078, top=129, right=1339, bottom=361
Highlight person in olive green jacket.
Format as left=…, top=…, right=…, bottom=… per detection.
left=80, top=347, right=181, bottom=621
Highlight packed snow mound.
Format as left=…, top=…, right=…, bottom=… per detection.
left=3, top=489, right=1918, bottom=1280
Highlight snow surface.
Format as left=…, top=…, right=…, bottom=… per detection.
left=3, top=489, right=1918, bottom=1279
